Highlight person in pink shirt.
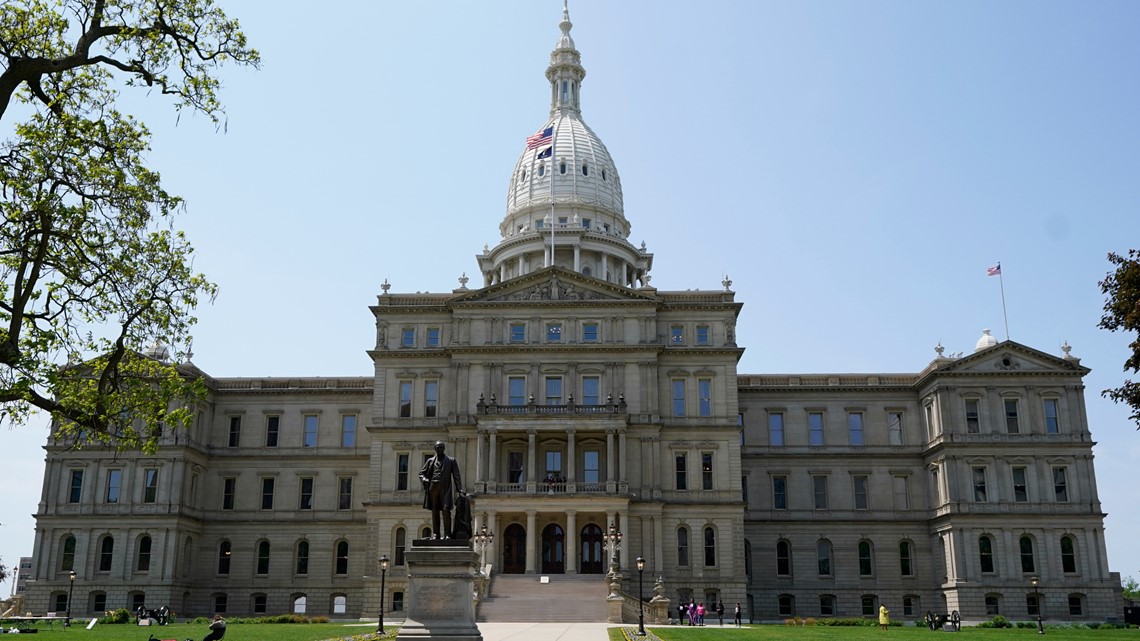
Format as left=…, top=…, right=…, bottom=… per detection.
left=697, top=602, right=706, bottom=626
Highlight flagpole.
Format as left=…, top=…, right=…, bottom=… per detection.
left=549, top=118, right=557, bottom=268
left=993, top=262, right=1009, bottom=341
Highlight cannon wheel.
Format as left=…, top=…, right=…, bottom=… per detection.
left=926, top=611, right=937, bottom=631
left=951, top=610, right=961, bottom=631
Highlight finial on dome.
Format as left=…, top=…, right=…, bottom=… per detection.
left=935, top=342, right=945, bottom=357
left=722, top=275, right=733, bottom=292
left=974, top=328, right=998, bottom=352
left=381, top=278, right=391, bottom=294
left=1062, top=340, right=1073, bottom=358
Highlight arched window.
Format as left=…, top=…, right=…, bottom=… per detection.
left=296, top=540, right=310, bottom=575
left=217, top=540, right=232, bottom=575
left=601, top=168, right=607, bottom=181
left=1019, top=535, right=1035, bottom=573
left=293, top=594, right=307, bottom=615
left=182, top=536, right=192, bottom=578
left=582, top=163, right=588, bottom=176
left=421, top=526, right=432, bottom=540
left=60, top=535, right=76, bottom=571
left=335, top=540, right=349, bottom=575
left=979, top=535, right=995, bottom=573
left=538, top=163, right=545, bottom=177
left=332, top=594, right=347, bottom=615
left=985, top=593, right=1001, bottom=615
left=745, top=538, right=753, bottom=584
left=395, top=528, right=407, bottom=566
left=1067, top=593, right=1084, bottom=617
left=559, top=161, right=567, bottom=175
left=677, top=527, right=689, bottom=566
left=257, top=540, right=271, bottom=575
left=858, top=540, right=874, bottom=576
left=899, top=540, right=914, bottom=576
left=582, top=266, right=592, bottom=277
left=137, top=535, right=152, bottom=572
left=776, top=540, right=792, bottom=576
left=1060, top=535, right=1077, bottom=573
left=817, top=539, right=833, bottom=576
left=704, top=527, right=716, bottom=566
left=98, top=535, right=114, bottom=572
left=778, top=594, right=795, bottom=617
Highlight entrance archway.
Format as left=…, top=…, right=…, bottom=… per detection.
left=580, top=523, right=604, bottom=574
left=503, top=523, right=526, bottom=574
left=541, top=524, right=565, bottom=574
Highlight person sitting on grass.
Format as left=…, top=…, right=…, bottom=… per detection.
left=203, top=614, right=226, bottom=641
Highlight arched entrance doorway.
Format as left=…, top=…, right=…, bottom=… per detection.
left=503, top=523, right=526, bottom=574
left=580, top=523, right=604, bottom=574
left=541, top=524, right=565, bottom=574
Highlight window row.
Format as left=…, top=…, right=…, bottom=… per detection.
left=675, top=526, right=720, bottom=567
left=221, top=476, right=354, bottom=511
left=215, top=539, right=352, bottom=576
left=517, top=158, right=611, bottom=183
left=66, top=467, right=160, bottom=505
left=767, top=473, right=911, bottom=511
left=985, top=592, right=1087, bottom=617
left=977, top=534, right=1081, bottom=575
left=57, top=534, right=153, bottom=573
left=772, top=539, right=917, bottom=579
left=774, top=593, right=918, bottom=618
left=226, top=413, right=358, bottom=448
left=764, top=410, right=904, bottom=447
left=674, top=452, right=718, bottom=491
left=968, top=464, right=1070, bottom=504
left=499, top=374, right=610, bottom=407
left=671, top=378, right=714, bottom=417
left=668, top=324, right=714, bottom=346
left=954, top=396, right=1064, bottom=436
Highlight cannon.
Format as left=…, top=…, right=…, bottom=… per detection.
left=135, top=605, right=170, bottom=626
left=925, top=610, right=960, bottom=631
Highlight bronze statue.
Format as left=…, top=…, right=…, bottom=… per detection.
left=419, top=440, right=463, bottom=539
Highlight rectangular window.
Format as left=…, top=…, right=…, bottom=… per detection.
left=853, top=474, right=869, bottom=510
left=222, top=478, right=236, bottom=510
left=299, top=477, right=314, bottom=510
left=1027, top=594, right=1040, bottom=617
left=105, top=469, right=122, bottom=504
left=965, top=399, right=981, bottom=433
left=341, top=414, right=357, bottom=447
left=1068, top=595, right=1082, bottom=617
left=509, top=451, right=524, bottom=483
left=848, top=412, right=864, bottom=446
left=893, top=475, right=909, bottom=510
left=670, top=326, right=684, bottom=344
left=399, top=381, right=413, bottom=417
left=582, top=322, right=599, bottom=342
left=582, top=376, right=600, bottom=405
left=214, top=594, right=227, bottom=614
left=675, top=454, right=687, bottom=490
left=696, top=325, right=710, bottom=345
left=698, top=379, right=712, bottom=417
left=544, top=376, right=563, bottom=404
left=584, top=451, right=600, bottom=483
left=809, top=412, right=824, bottom=446
left=1013, top=466, right=1028, bottom=502
left=254, top=595, right=267, bottom=614
left=1004, top=399, right=1020, bottom=433
left=773, top=475, right=787, bottom=510
left=768, top=413, right=784, bottom=446
left=1044, top=399, right=1060, bottom=433
left=426, top=327, right=440, bottom=347
left=509, top=323, right=526, bottom=343
left=261, top=477, right=275, bottom=510
left=508, top=376, right=526, bottom=405
left=888, top=411, right=903, bottom=445
left=672, top=379, right=685, bottom=417
left=424, top=381, right=439, bottom=417
left=228, top=416, right=241, bottom=447
left=973, top=467, right=987, bottom=502
left=303, top=414, right=318, bottom=447
left=1053, top=467, right=1069, bottom=502
left=820, top=595, right=835, bottom=616
left=338, top=477, right=353, bottom=510
left=69, top=470, right=84, bottom=504
left=397, top=454, right=409, bottom=491
left=401, top=328, right=415, bottom=347
left=903, top=596, right=918, bottom=617
left=143, top=468, right=158, bottom=504
left=701, top=452, right=714, bottom=490
left=265, top=415, right=279, bottom=447
left=545, top=450, right=563, bottom=478
left=813, top=475, right=828, bottom=509
left=546, top=322, right=562, bottom=342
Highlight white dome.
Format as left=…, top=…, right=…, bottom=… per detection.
left=975, top=328, right=998, bottom=352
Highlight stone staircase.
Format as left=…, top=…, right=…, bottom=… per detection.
left=476, top=574, right=609, bottom=622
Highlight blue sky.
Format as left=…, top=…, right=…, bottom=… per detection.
left=3, top=0, right=1140, bottom=592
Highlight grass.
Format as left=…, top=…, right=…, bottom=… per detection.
left=627, top=624, right=1140, bottom=641
left=2, top=622, right=396, bottom=641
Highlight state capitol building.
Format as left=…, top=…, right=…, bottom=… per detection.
left=22, top=5, right=1123, bottom=624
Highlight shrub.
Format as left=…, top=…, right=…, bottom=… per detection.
left=98, top=608, right=131, bottom=624
left=991, top=615, right=1012, bottom=628
left=803, top=618, right=816, bottom=626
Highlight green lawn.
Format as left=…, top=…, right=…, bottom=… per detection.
left=625, top=625, right=1139, bottom=641
left=1, top=622, right=392, bottom=641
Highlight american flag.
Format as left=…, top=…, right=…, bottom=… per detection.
left=526, top=126, right=553, bottom=150
left=987, top=264, right=1001, bottom=276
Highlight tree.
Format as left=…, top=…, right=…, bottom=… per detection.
left=1123, top=575, right=1139, bottom=603
left=1099, top=249, right=1140, bottom=430
left=0, top=1, right=258, bottom=451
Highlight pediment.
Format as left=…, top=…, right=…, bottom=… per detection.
left=936, top=342, right=1088, bottom=375
left=451, top=267, right=657, bottom=305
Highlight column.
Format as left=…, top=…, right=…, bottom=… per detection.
left=527, top=430, right=537, bottom=484
left=475, top=431, right=484, bottom=486
left=518, top=255, right=525, bottom=278
left=488, top=432, right=498, bottom=488
left=488, top=511, right=499, bottom=568
left=618, top=430, right=627, bottom=483
left=499, top=263, right=506, bottom=284
left=566, top=511, right=578, bottom=574
left=653, top=516, right=664, bottom=574
left=573, top=244, right=581, bottom=271
left=606, top=429, right=616, bottom=491
left=567, top=429, right=577, bottom=486
left=525, top=510, right=538, bottom=574
left=619, top=511, right=630, bottom=571
left=602, top=253, right=610, bottom=282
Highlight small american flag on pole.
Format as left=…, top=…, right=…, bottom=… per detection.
left=987, top=263, right=1001, bottom=276
left=526, top=126, right=553, bottom=150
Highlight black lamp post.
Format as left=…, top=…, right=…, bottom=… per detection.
left=65, top=570, right=76, bottom=627
left=636, top=556, right=646, bottom=636
left=1031, top=576, right=1045, bottom=635
left=378, top=555, right=390, bottom=634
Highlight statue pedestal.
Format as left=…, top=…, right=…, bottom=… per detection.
left=396, top=542, right=482, bottom=641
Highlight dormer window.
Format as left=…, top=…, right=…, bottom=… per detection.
left=602, top=168, right=607, bottom=181
left=582, top=217, right=591, bottom=229
left=560, top=161, right=567, bottom=175
left=582, top=163, right=588, bottom=176
left=562, top=80, right=568, bottom=102
left=538, top=163, right=545, bottom=176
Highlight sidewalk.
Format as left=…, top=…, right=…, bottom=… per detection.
left=475, top=622, right=615, bottom=641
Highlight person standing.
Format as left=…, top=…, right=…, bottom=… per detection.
left=717, top=600, right=725, bottom=626
left=879, top=603, right=890, bottom=630
left=734, top=602, right=742, bottom=627
left=697, top=602, right=706, bottom=625
left=419, top=440, right=463, bottom=539
left=678, top=602, right=686, bottom=625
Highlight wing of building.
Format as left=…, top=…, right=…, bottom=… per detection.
left=23, top=5, right=1122, bottom=624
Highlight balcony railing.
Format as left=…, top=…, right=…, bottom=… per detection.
left=476, top=392, right=627, bottom=415
left=478, top=481, right=625, bottom=495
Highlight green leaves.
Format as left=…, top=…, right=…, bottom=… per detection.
left=1099, top=249, right=1140, bottom=429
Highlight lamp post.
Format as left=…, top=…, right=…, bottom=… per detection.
left=1031, top=576, right=1045, bottom=635
left=473, top=524, right=495, bottom=571
left=636, top=556, right=646, bottom=636
left=65, top=570, right=76, bottom=627
left=604, top=521, right=623, bottom=575
left=378, top=555, right=389, bottom=634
